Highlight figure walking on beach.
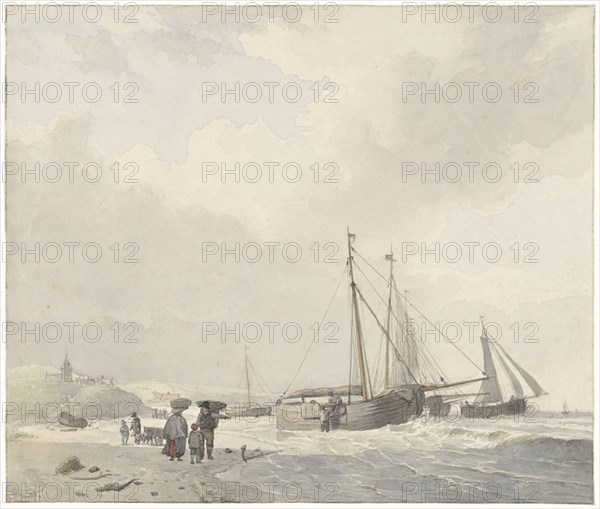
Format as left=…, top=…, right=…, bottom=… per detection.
left=196, top=401, right=223, bottom=460
left=188, top=423, right=202, bottom=464
left=130, top=412, right=142, bottom=444
left=162, top=409, right=188, bottom=461
left=120, top=420, right=129, bottom=445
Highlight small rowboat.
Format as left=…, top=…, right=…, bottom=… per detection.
left=58, top=411, right=88, bottom=429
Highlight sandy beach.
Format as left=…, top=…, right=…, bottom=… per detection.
left=6, top=412, right=594, bottom=504
left=6, top=416, right=285, bottom=504
left=6, top=440, right=262, bottom=503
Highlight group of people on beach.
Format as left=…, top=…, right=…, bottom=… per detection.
left=119, top=412, right=142, bottom=445
left=118, top=402, right=223, bottom=463
left=152, top=408, right=170, bottom=419
left=319, top=392, right=344, bottom=433
left=161, top=400, right=223, bottom=463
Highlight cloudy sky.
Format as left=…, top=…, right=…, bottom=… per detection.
left=5, top=4, right=595, bottom=411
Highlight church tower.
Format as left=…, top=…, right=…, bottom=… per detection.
left=61, top=354, right=73, bottom=382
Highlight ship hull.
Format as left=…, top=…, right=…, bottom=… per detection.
left=226, top=405, right=272, bottom=418
left=275, top=390, right=417, bottom=431
left=58, top=411, right=88, bottom=429
left=460, top=398, right=527, bottom=419
left=426, top=395, right=451, bottom=417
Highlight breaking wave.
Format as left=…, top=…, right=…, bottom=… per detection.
left=218, top=414, right=593, bottom=503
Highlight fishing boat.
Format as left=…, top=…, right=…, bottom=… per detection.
left=461, top=319, right=547, bottom=418
left=376, top=248, right=490, bottom=418
left=275, top=229, right=488, bottom=431
left=58, top=410, right=88, bottom=429
left=226, top=348, right=272, bottom=418
left=562, top=401, right=570, bottom=416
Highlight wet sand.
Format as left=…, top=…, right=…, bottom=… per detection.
left=6, top=438, right=274, bottom=503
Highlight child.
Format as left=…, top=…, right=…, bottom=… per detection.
left=120, top=420, right=129, bottom=445
left=188, top=423, right=202, bottom=464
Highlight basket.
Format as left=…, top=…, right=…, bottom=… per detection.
left=195, top=400, right=227, bottom=412
left=170, top=398, right=192, bottom=410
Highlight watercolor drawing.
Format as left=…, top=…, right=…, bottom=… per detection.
left=2, top=2, right=597, bottom=505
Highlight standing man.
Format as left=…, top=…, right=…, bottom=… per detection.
left=415, top=386, right=425, bottom=417
left=320, top=406, right=331, bottom=433
left=195, top=401, right=223, bottom=460
left=130, top=412, right=142, bottom=444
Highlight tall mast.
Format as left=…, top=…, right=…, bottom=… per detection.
left=384, top=246, right=395, bottom=390
left=404, top=290, right=417, bottom=381
left=244, top=347, right=251, bottom=405
left=347, top=228, right=372, bottom=401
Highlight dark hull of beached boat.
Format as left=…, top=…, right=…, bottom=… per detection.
left=460, top=398, right=526, bottom=419
left=58, top=411, right=88, bottom=429
left=275, top=390, right=418, bottom=431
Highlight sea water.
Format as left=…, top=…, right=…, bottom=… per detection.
left=213, top=412, right=594, bottom=503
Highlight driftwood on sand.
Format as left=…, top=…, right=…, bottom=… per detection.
left=240, top=445, right=282, bottom=463
left=96, top=479, right=140, bottom=492
left=241, top=444, right=264, bottom=463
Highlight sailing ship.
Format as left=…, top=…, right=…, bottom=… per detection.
left=226, top=348, right=272, bottom=418
left=562, top=401, right=570, bottom=416
left=275, top=229, right=488, bottom=431
left=376, top=249, right=489, bottom=418
left=461, top=319, right=547, bottom=418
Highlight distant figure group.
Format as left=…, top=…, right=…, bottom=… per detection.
left=152, top=408, right=169, bottom=419
left=320, top=392, right=345, bottom=433
left=119, top=412, right=142, bottom=445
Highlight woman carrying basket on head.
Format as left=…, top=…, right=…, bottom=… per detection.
left=161, top=398, right=191, bottom=461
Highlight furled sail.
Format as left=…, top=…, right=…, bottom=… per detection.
left=475, top=337, right=502, bottom=404
left=287, top=385, right=363, bottom=399
left=497, top=343, right=546, bottom=397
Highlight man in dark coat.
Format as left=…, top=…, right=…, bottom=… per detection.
left=130, top=412, right=142, bottom=444
left=195, top=401, right=220, bottom=460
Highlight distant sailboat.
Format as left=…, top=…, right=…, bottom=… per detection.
left=562, top=401, right=570, bottom=416
left=461, top=318, right=547, bottom=418
left=226, top=348, right=272, bottom=418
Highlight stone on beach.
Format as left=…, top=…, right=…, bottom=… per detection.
left=55, top=456, right=85, bottom=475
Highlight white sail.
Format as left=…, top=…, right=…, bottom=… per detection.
left=496, top=343, right=546, bottom=397
left=475, top=337, right=502, bottom=404
left=496, top=351, right=524, bottom=399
